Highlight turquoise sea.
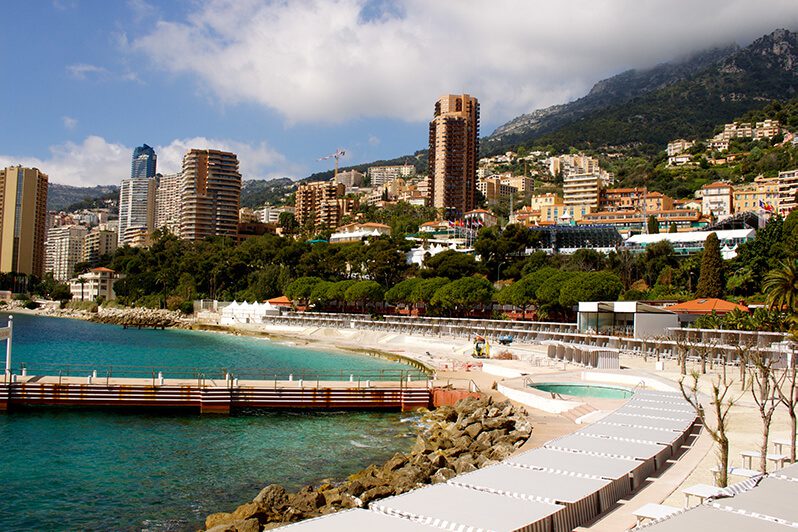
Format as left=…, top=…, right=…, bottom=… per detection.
left=0, top=313, right=418, bottom=531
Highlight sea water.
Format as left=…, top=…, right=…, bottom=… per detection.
left=0, top=313, right=418, bottom=531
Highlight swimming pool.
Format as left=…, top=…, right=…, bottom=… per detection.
left=529, top=382, right=633, bottom=400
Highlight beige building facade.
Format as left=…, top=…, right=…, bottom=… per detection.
left=44, top=225, right=88, bottom=281
left=0, top=166, right=48, bottom=277
left=179, top=149, right=242, bottom=241
left=155, top=172, right=181, bottom=235
left=429, top=94, right=479, bottom=219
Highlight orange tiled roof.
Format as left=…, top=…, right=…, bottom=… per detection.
left=91, top=267, right=115, bottom=273
left=666, top=298, right=749, bottom=315
left=267, top=296, right=293, bottom=306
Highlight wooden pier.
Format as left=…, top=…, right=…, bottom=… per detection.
left=0, top=374, right=433, bottom=414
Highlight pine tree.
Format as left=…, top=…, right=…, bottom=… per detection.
left=647, top=215, right=659, bottom=234
left=695, top=232, right=725, bottom=298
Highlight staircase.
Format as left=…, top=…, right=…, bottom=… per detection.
left=561, top=403, right=597, bottom=423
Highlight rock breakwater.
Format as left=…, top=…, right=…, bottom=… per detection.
left=90, top=307, right=189, bottom=328
left=202, top=394, right=532, bottom=531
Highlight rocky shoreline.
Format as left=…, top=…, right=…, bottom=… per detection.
left=203, top=395, right=532, bottom=532
left=6, top=301, right=192, bottom=329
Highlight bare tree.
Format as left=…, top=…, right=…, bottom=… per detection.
left=774, top=339, right=798, bottom=463
left=674, top=335, right=693, bottom=376
left=680, top=370, right=739, bottom=487
left=693, top=338, right=718, bottom=375
left=746, top=347, right=787, bottom=473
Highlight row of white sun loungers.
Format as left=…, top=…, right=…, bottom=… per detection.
left=279, top=389, right=699, bottom=532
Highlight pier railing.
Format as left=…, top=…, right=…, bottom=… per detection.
left=14, top=362, right=430, bottom=387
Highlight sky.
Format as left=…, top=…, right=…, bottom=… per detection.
left=0, top=0, right=797, bottom=187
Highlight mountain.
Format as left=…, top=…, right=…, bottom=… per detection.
left=485, top=45, right=739, bottom=149
left=240, top=177, right=296, bottom=208
left=484, top=29, right=798, bottom=154
left=300, top=150, right=428, bottom=183
left=48, top=183, right=119, bottom=211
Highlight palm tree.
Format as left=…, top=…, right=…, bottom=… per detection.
left=763, top=260, right=798, bottom=313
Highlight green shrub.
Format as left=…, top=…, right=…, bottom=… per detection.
left=24, top=300, right=40, bottom=310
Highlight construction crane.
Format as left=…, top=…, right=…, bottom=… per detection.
left=318, top=149, right=346, bottom=178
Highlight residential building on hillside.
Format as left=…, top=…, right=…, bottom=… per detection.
left=563, top=173, right=603, bottom=209
left=294, top=181, right=353, bottom=230
left=131, top=144, right=157, bottom=178
left=548, top=154, right=600, bottom=178
left=82, top=228, right=118, bottom=266
left=254, top=205, right=294, bottom=224
left=667, top=139, right=695, bottom=157
left=599, top=187, right=648, bottom=211
left=779, top=169, right=798, bottom=215
left=701, top=182, right=734, bottom=218
left=118, top=177, right=156, bottom=245
left=335, top=169, right=365, bottom=189
left=155, top=172, right=181, bottom=235
left=69, top=267, right=121, bottom=301
left=477, top=177, right=516, bottom=203
left=510, top=205, right=541, bottom=227
left=367, top=164, right=416, bottom=187
left=667, top=154, right=693, bottom=167
left=711, top=120, right=781, bottom=143
left=529, top=193, right=562, bottom=211
left=644, top=191, right=674, bottom=212
left=500, top=175, right=533, bottom=193
left=44, top=225, right=88, bottom=281
left=0, top=166, right=48, bottom=277
left=179, top=149, right=242, bottom=240
left=733, top=176, right=780, bottom=213
left=429, top=94, right=479, bottom=219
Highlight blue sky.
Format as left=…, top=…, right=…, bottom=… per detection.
left=1, top=0, right=796, bottom=186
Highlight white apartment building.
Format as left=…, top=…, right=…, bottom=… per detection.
left=667, top=139, right=695, bottom=157
left=255, top=205, right=294, bottom=224
left=701, top=182, right=734, bottom=218
left=779, top=169, right=798, bottom=215
left=118, top=177, right=156, bottom=245
left=69, top=267, right=121, bottom=301
left=44, top=225, right=88, bottom=281
left=155, top=173, right=181, bottom=235
left=367, top=164, right=416, bottom=187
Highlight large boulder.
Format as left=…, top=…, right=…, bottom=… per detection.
left=206, top=518, right=261, bottom=532
left=254, top=484, right=288, bottom=511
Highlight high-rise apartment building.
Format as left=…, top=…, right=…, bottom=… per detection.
left=131, top=144, right=157, bottom=178
left=294, top=181, right=346, bottom=229
left=563, top=173, right=603, bottom=209
left=44, top=225, right=88, bottom=281
left=179, top=149, right=242, bottom=240
left=0, top=166, right=48, bottom=277
left=118, top=177, right=156, bottom=245
left=155, top=172, right=182, bottom=235
left=82, top=228, right=118, bottom=266
left=429, top=94, right=479, bottom=219
left=778, top=169, right=798, bottom=215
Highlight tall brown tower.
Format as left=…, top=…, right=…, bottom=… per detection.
left=0, top=166, right=48, bottom=277
left=179, top=149, right=242, bottom=240
left=428, top=94, right=479, bottom=220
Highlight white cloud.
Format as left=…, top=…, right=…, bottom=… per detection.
left=62, top=116, right=78, bottom=130
left=131, top=0, right=798, bottom=126
left=66, top=63, right=109, bottom=80
left=154, top=137, right=299, bottom=179
left=368, top=135, right=380, bottom=146
left=0, top=136, right=295, bottom=187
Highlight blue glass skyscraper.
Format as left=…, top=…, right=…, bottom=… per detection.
left=131, top=144, right=157, bottom=178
